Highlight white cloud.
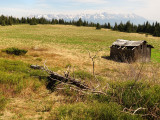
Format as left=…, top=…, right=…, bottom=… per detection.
left=0, top=0, right=160, bottom=22
left=0, top=7, right=50, bottom=17
left=133, top=0, right=160, bottom=21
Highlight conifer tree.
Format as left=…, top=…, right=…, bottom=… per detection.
left=8, top=17, right=13, bottom=25
left=30, top=17, right=37, bottom=25
left=96, top=23, right=101, bottom=29
left=113, top=23, right=118, bottom=30
left=83, top=20, right=87, bottom=26
left=76, top=18, right=83, bottom=26
left=107, top=23, right=111, bottom=29
left=118, top=22, right=124, bottom=32
left=59, top=19, right=64, bottom=24
left=125, top=21, right=132, bottom=33
left=1, top=20, right=6, bottom=26
left=153, top=25, right=160, bottom=37
left=104, top=23, right=108, bottom=28
left=51, top=19, right=55, bottom=24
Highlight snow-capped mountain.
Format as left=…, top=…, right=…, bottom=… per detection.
left=30, top=12, right=148, bottom=25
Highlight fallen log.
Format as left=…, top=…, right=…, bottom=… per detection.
left=30, top=64, right=106, bottom=95
left=30, top=65, right=43, bottom=69
left=50, top=72, right=90, bottom=89
left=30, top=65, right=89, bottom=90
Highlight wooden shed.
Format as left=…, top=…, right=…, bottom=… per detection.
left=110, top=39, right=154, bottom=62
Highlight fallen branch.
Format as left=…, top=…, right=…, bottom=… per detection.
left=133, top=107, right=147, bottom=114
left=30, top=64, right=107, bottom=95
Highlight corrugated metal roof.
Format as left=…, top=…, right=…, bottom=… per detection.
left=112, top=39, right=145, bottom=47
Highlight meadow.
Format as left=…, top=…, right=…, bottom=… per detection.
left=0, top=25, right=160, bottom=119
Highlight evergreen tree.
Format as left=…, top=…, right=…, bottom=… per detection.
left=108, top=23, right=111, bottom=29
left=153, top=25, right=160, bottom=37
left=51, top=19, right=55, bottom=24
left=30, top=17, right=37, bottom=25
left=104, top=23, right=108, bottom=29
left=59, top=19, right=64, bottom=24
left=21, top=17, right=27, bottom=24
left=133, top=25, right=138, bottom=33
left=137, top=24, right=143, bottom=33
left=113, top=23, right=118, bottom=31
left=118, top=22, right=124, bottom=32
left=89, top=22, right=95, bottom=27
left=1, top=20, right=5, bottom=26
left=96, top=23, right=101, bottom=29
left=39, top=17, right=48, bottom=24
left=144, top=21, right=150, bottom=33
left=8, top=17, right=13, bottom=25
left=27, top=17, right=30, bottom=24
left=150, top=23, right=155, bottom=34
left=125, top=21, right=132, bottom=33
left=6, top=17, right=9, bottom=25
left=83, top=20, right=87, bottom=26
left=76, top=18, right=83, bottom=26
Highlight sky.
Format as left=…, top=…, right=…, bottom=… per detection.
left=0, top=0, right=159, bottom=21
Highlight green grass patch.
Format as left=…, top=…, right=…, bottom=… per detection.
left=71, top=70, right=94, bottom=80
left=0, top=25, right=159, bottom=52
left=0, top=58, right=48, bottom=93
left=50, top=101, right=142, bottom=120
left=151, top=49, right=160, bottom=63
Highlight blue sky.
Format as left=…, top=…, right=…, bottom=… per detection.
left=0, top=0, right=159, bottom=21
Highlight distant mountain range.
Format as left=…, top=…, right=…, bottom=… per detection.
left=30, top=12, right=151, bottom=25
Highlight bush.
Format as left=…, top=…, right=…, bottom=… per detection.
left=88, top=81, right=160, bottom=119
left=2, top=47, right=28, bottom=56
left=107, top=81, right=160, bottom=119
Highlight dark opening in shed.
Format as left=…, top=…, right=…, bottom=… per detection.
left=110, top=39, right=154, bottom=63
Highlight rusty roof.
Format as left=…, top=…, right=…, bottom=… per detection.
left=112, top=39, right=147, bottom=47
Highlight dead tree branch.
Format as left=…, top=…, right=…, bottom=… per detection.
left=30, top=64, right=107, bottom=95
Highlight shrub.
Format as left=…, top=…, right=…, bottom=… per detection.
left=88, top=81, right=160, bottom=119
left=107, top=81, right=160, bottom=119
left=2, top=47, right=28, bottom=56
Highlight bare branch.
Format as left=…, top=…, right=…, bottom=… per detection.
left=133, top=107, right=147, bottom=114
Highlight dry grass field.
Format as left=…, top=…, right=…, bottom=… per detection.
left=0, top=25, right=160, bottom=119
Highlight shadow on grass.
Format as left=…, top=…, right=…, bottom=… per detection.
left=46, top=76, right=57, bottom=92
left=101, top=55, right=112, bottom=60
left=101, top=55, right=125, bottom=63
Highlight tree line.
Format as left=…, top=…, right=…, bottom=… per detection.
left=0, top=15, right=160, bottom=37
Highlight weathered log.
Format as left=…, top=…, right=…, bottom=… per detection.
left=30, top=65, right=89, bottom=90
left=30, top=65, right=43, bottom=70
left=30, top=64, right=107, bottom=95
left=49, top=71, right=90, bottom=89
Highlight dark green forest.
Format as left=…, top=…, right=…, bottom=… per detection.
left=0, top=15, right=160, bottom=37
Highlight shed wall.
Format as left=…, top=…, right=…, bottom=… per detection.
left=110, top=47, right=135, bottom=62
